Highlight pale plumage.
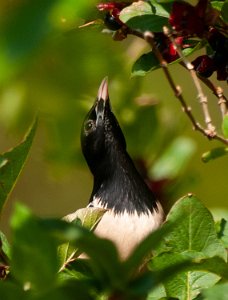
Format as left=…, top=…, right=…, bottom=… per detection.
left=79, top=77, right=164, bottom=260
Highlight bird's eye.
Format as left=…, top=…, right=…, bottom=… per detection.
left=84, top=120, right=95, bottom=135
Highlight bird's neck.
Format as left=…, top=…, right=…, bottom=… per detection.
left=90, top=144, right=158, bottom=214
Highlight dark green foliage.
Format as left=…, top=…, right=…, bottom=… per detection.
left=0, top=119, right=37, bottom=212
left=0, top=122, right=226, bottom=299
left=0, top=164, right=227, bottom=299
left=0, top=0, right=227, bottom=299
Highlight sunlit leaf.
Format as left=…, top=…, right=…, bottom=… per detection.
left=150, top=195, right=227, bottom=299
left=147, top=283, right=166, bottom=299
left=59, top=207, right=107, bottom=272
left=155, top=195, right=227, bottom=259
left=0, top=231, right=10, bottom=262
left=151, top=253, right=222, bottom=300
left=42, top=218, right=125, bottom=289
left=148, top=254, right=227, bottom=298
left=120, top=0, right=172, bottom=32
left=64, top=207, right=107, bottom=230
left=0, top=118, right=37, bottom=213
left=202, top=147, right=228, bottom=163
left=211, top=1, right=224, bottom=11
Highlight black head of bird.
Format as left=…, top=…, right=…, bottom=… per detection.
left=81, top=77, right=164, bottom=259
left=81, top=77, right=126, bottom=178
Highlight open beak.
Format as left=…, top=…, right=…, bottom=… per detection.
left=95, top=77, right=109, bottom=126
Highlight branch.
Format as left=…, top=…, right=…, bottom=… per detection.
left=179, top=61, right=228, bottom=118
left=197, top=76, right=228, bottom=118
left=143, top=32, right=212, bottom=137
left=137, top=31, right=228, bottom=145
left=163, top=26, right=217, bottom=136
left=127, top=28, right=228, bottom=145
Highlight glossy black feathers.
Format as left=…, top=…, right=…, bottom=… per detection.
left=81, top=78, right=158, bottom=215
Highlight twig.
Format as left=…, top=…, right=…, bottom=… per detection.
left=198, top=77, right=228, bottom=118
left=179, top=62, right=228, bottom=118
left=143, top=32, right=208, bottom=134
left=143, top=31, right=228, bottom=144
left=126, top=28, right=228, bottom=144
left=163, top=26, right=217, bottom=136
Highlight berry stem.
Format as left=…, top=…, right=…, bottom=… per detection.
left=197, top=76, right=228, bottom=118
left=163, top=26, right=216, bottom=136
left=125, top=27, right=228, bottom=145
left=142, top=30, right=228, bottom=145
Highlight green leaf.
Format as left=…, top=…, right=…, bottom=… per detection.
left=119, top=0, right=171, bottom=32
left=0, top=118, right=37, bottom=213
left=58, top=242, right=79, bottom=273
left=0, top=231, right=10, bottom=262
left=202, top=147, right=228, bottom=163
left=124, top=15, right=168, bottom=33
left=132, top=41, right=203, bottom=77
left=200, top=282, right=228, bottom=300
left=59, top=259, right=94, bottom=281
left=150, top=253, right=224, bottom=300
left=155, top=195, right=227, bottom=259
left=132, top=52, right=159, bottom=77
left=147, top=283, right=166, bottom=299
left=59, top=207, right=107, bottom=272
left=221, top=0, right=228, bottom=22
left=150, top=137, right=196, bottom=180
left=150, top=195, right=227, bottom=299
left=222, top=114, right=228, bottom=138
left=211, top=1, right=224, bottom=11
left=64, top=207, right=107, bottom=230
left=148, top=0, right=172, bottom=18
left=11, top=203, right=59, bottom=291
left=42, top=218, right=125, bottom=290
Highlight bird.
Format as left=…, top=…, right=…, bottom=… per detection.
left=79, top=77, right=164, bottom=260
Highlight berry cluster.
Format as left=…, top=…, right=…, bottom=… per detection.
left=169, top=0, right=217, bottom=37
left=97, top=0, right=227, bottom=82
left=192, top=28, right=228, bottom=80
left=153, top=33, right=185, bottom=63
left=97, top=2, right=129, bottom=31
left=169, top=0, right=228, bottom=81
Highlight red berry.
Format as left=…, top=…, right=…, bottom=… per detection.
left=192, top=55, right=216, bottom=78
left=97, top=2, right=128, bottom=14
left=169, top=0, right=208, bottom=37
left=104, top=13, right=122, bottom=31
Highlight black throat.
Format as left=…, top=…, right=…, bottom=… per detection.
left=90, top=141, right=158, bottom=215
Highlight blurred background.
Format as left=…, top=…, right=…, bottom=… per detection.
left=0, top=0, right=227, bottom=234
